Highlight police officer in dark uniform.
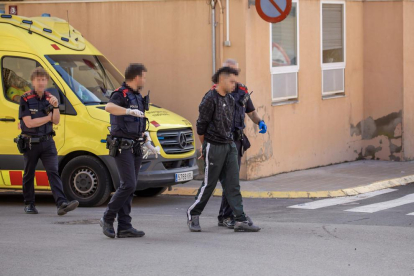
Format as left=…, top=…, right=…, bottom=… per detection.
left=18, top=67, right=79, bottom=215
left=217, top=59, right=268, bottom=229
left=187, top=66, right=261, bottom=232
left=100, top=64, right=148, bottom=239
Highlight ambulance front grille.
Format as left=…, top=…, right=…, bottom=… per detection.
left=157, top=128, right=194, bottom=154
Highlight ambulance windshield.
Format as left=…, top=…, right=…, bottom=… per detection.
left=45, top=55, right=124, bottom=105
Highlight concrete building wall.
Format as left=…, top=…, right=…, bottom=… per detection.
left=4, top=0, right=411, bottom=181
left=241, top=0, right=365, bottom=179
left=358, top=2, right=403, bottom=162
left=402, top=0, right=414, bottom=160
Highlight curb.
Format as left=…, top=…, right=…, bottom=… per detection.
left=163, top=175, right=414, bottom=199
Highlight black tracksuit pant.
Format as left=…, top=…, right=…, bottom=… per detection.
left=187, top=141, right=247, bottom=222
left=103, top=148, right=142, bottom=231
left=218, top=139, right=242, bottom=221
left=23, top=139, right=67, bottom=207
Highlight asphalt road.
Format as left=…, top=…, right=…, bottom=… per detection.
left=0, top=184, right=413, bottom=276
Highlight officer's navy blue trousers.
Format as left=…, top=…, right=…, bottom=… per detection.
left=103, top=148, right=142, bottom=231
left=23, top=139, right=67, bottom=207
left=218, top=139, right=242, bottom=221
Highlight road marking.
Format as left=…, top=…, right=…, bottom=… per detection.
left=345, top=193, right=414, bottom=213
left=287, top=189, right=397, bottom=210
left=407, top=212, right=414, bottom=216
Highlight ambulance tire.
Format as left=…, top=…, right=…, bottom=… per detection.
left=134, top=187, right=167, bottom=197
left=62, top=155, right=112, bottom=207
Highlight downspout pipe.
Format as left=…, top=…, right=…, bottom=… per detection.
left=224, top=0, right=231, bottom=46
left=217, top=0, right=224, bottom=65
left=211, top=0, right=216, bottom=75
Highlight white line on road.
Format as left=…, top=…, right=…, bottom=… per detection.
left=407, top=212, right=414, bottom=216
left=287, top=189, right=397, bottom=210
left=345, top=193, right=414, bottom=213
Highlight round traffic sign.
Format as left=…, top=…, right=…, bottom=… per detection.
left=256, top=0, right=292, bottom=23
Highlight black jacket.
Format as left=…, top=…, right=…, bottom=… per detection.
left=196, top=89, right=234, bottom=144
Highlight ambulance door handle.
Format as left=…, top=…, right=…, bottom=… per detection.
left=0, top=117, right=16, bottom=122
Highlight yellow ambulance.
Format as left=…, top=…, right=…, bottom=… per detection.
left=0, top=13, right=198, bottom=206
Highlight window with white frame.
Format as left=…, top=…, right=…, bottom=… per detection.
left=321, top=2, right=345, bottom=96
left=270, top=1, right=299, bottom=102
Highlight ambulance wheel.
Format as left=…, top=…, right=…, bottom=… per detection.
left=134, top=187, right=167, bottom=197
left=62, top=155, right=112, bottom=207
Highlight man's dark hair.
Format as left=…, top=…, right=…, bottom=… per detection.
left=212, top=66, right=239, bottom=84
left=125, top=63, right=147, bottom=81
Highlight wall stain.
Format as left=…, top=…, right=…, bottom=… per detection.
left=246, top=138, right=273, bottom=166
left=245, top=105, right=273, bottom=176
left=354, top=146, right=382, bottom=160
left=351, top=110, right=402, bottom=161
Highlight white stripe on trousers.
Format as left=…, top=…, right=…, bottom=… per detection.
left=187, top=142, right=211, bottom=220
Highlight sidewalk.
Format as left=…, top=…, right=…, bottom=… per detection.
left=163, top=160, right=414, bottom=198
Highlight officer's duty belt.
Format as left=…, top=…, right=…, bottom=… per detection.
left=113, top=137, right=144, bottom=150
left=22, top=134, right=53, bottom=144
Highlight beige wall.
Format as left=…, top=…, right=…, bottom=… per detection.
left=402, top=0, right=414, bottom=160
left=358, top=2, right=403, bottom=161
left=6, top=0, right=412, bottom=180
left=240, top=0, right=365, bottom=179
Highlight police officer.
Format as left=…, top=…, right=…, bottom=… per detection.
left=18, top=67, right=79, bottom=215
left=100, top=64, right=148, bottom=239
left=187, top=66, right=261, bottom=232
left=217, top=59, right=268, bottom=229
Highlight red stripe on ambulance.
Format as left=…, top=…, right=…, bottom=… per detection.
left=35, top=172, right=49, bottom=186
left=9, top=171, right=23, bottom=186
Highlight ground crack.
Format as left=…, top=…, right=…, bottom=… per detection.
left=322, top=225, right=341, bottom=240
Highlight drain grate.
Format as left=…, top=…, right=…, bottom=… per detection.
left=54, top=219, right=100, bottom=225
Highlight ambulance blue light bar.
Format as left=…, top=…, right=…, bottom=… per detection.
left=42, top=13, right=51, bottom=17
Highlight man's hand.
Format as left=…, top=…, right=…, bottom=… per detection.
left=259, top=120, right=267, bottom=134
left=48, top=96, right=59, bottom=108
left=126, top=109, right=145, bottom=118
left=198, top=145, right=204, bottom=160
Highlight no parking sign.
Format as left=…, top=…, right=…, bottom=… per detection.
left=256, top=0, right=292, bottom=23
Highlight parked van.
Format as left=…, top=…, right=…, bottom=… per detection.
left=0, top=14, right=198, bottom=206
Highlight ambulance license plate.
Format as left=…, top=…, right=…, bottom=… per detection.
left=175, top=171, right=193, bottom=182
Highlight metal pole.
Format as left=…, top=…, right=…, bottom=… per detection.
left=211, top=0, right=216, bottom=75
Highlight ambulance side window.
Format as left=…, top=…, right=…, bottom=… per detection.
left=2, top=57, right=35, bottom=104
left=1, top=56, right=63, bottom=104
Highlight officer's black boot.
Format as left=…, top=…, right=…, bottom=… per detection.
left=187, top=215, right=201, bottom=232
left=24, top=203, right=38, bottom=214
left=100, top=218, right=116, bottom=238
left=117, top=228, right=145, bottom=238
left=57, top=200, right=79, bottom=216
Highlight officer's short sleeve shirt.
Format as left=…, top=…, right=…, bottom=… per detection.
left=109, top=91, right=127, bottom=107
left=19, top=97, right=31, bottom=120
left=245, top=97, right=255, bottom=114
